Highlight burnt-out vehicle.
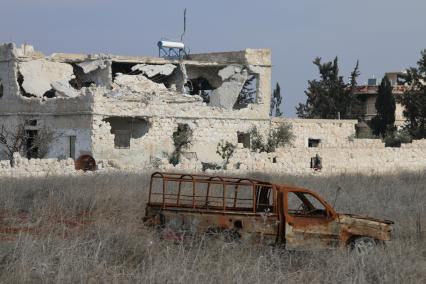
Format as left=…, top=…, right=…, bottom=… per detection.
left=145, top=172, right=393, bottom=252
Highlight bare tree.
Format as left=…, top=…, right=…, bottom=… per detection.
left=0, top=123, right=55, bottom=166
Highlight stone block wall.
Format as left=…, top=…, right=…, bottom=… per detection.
left=275, top=118, right=358, bottom=148
left=226, top=146, right=426, bottom=175
left=0, top=154, right=76, bottom=177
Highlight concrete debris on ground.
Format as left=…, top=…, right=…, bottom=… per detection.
left=113, top=73, right=167, bottom=94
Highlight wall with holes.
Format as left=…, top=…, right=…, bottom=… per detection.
left=89, top=116, right=360, bottom=169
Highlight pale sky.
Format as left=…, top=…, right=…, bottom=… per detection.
left=1, top=0, right=425, bottom=116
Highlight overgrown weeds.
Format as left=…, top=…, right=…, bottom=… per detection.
left=0, top=171, right=424, bottom=283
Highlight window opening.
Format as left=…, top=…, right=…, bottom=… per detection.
left=69, top=136, right=76, bottom=159
left=287, top=192, right=327, bottom=217
left=237, top=132, right=250, bottom=148
left=25, top=119, right=37, bottom=126
left=308, top=138, right=321, bottom=148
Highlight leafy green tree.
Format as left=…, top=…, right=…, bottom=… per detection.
left=398, top=49, right=426, bottom=139
left=296, top=57, right=363, bottom=119
left=270, top=83, right=283, bottom=117
left=371, top=76, right=396, bottom=137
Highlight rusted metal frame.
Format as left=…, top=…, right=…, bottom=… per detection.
left=176, top=174, right=194, bottom=207
left=285, top=187, right=337, bottom=219
left=149, top=200, right=279, bottom=215
left=153, top=172, right=272, bottom=187
left=156, top=205, right=279, bottom=217
left=253, top=185, right=275, bottom=212
left=205, top=176, right=224, bottom=209
left=234, top=178, right=256, bottom=209
left=252, top=184, right=256, bottom=213
left=222, top=179, right=227, bottom=211
left=283, top=189, right=337, bottom=227
left=161, top=177, right=260, bottom=187
left=162, top=177, right=167, bottom=209
left=277, top=191, right=285, bottom=242
left=149, top=172, right=165, bottom=204
left=151, top=172, right=274, bottom=212
left=272, top=185, right=278, bottom=213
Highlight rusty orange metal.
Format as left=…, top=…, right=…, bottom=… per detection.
left=75, top=155, right=96, bottom=171
left=145, top=172, right=394, bottom=250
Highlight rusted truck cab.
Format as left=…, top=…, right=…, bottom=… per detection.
left=145, top=172, right=393, bottom=251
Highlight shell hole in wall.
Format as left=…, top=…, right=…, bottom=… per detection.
left=188, top=77, right=213, bottom=103
left=103, top=117, right=150, bottom=149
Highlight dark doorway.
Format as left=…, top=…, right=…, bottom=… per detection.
left=26, top=130, right=38, bottom=159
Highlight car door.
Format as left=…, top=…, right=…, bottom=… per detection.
left=284, top=191, right=340, bottom=250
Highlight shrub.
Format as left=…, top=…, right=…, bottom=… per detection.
left=383, top=129, right=413, bottom=147
left=169, top=123, right=193, bottom=165
left=216, top=140, right=236, bottom=170
left=250, top=123, right=294, bottom=153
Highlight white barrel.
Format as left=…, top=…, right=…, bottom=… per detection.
left=158, top=41, right=185, bottom=49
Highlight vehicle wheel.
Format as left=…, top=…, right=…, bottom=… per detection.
left=350, top=237, right=376, bottom=255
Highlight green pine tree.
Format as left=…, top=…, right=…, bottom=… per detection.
left=398, top=49, right=426, bottom=139
left=296, top=57, right=363, bottom=119
left=270, top=83, right=283, bottom=117
left=371, top=76, right=396, bottom=137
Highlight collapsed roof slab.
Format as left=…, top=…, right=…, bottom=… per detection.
left=77, top=59, right=109, bottom=74
left=18, top=59, right=75, bottom=97
left=47, top=49, right=271, bottom=68
left=113, top=74, right=167, bottom=94
left=209, top=66, right=248, bottom=109
left=131, top=63, right=176, bottom=78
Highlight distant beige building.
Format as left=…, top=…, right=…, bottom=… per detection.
left=353, top=72, right=407, bottom=127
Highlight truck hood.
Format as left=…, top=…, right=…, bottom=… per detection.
left=339, top=213, right=394, bottom=225
left=337, top=213, right=393, bottom=241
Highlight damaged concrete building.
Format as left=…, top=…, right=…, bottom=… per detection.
left=1, top=43, right=425, bottom=175
left=0, top=43, right=275, bottom=167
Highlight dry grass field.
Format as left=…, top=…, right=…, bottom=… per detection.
left=0, top=171, right=425, bottom=283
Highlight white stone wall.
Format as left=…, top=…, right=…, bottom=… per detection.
left=226, top=146, right=426, bottom=175
left=89, top=116, right=375, bottom=168
left=0, top=114, right=93, bottom=161
left=0, top=155, right=76, bottom=177
left=277, top=118, right=357, bottom=148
